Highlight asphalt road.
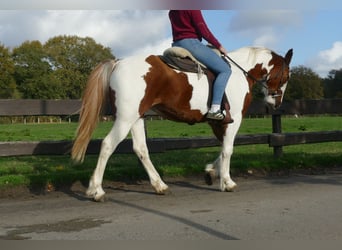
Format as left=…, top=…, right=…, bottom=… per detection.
left=0, top=173, right=341, bottom=240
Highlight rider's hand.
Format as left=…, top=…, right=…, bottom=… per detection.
left=219, top=46, right=228, bottom=56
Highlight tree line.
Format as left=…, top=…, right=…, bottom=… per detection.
left=0, top=35, right=114, bottom=99
left=1, top=35, right=341, bottom=100
left=284, top=66, right=342, bottom=100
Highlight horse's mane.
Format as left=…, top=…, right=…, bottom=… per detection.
left=229, top=46, right=273, bottom=66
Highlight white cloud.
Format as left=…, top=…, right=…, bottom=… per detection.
left=0, top=10, right=170, bottom=57
left=229, top=10, right=300, bottom=48
left=131, top=37, right=172, bottom=57
left=307, top=41, right=342, bottom=77
left=319, top=41, right=342, bottom=63
left=252, top=32, right=277, bottom=48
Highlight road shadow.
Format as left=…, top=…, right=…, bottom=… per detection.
left=108, top=197, right=239, bottom=240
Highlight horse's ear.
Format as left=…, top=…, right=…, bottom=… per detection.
left=284, top=49, right=293, bottom=65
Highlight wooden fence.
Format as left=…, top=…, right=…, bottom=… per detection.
left=0, top=99, right=341, bottom=157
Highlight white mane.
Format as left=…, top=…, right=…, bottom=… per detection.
left=228, top=46, right=273, bottom=72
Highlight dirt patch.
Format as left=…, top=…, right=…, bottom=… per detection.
left=0, top=218, right=111, bottom=240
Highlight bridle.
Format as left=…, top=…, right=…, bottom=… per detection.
left=222, top=54, right=287, bottom=99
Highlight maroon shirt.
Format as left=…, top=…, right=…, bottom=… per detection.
left=168, top=10, right=221, bottom=49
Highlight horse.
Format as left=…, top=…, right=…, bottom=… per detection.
left=72, top=46, right=293, bottom=201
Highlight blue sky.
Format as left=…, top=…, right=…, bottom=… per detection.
left=202, top=10, right=342, bottom=77
left=0, top=5, right=341, bottom=77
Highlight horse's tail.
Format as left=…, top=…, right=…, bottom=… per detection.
left=71, top=59, right=118, bottom=163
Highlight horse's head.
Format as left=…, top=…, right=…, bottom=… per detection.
left=261, top=49, right=293, bottom=109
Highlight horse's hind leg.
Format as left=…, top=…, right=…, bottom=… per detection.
left=87, top=120, right=132, bottom=201
left=131, top=118, right=169, bottom=194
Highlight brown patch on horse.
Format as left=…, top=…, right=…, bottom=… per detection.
left=208, top=122, right=227, bottom=143
left=140, top=55, right=205, bottom=124
left=268, top=53, right=286, bottom=88
left=241, top=63, right=267, bottom=115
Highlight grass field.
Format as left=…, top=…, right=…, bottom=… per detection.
left=0, top=116, right=341, bottom=190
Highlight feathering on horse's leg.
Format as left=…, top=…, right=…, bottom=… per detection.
left=204, top=156, right=220, bottom=185
left=131, top=118, right=169, bottom=194
left=87, top=121, right=132, bottom=201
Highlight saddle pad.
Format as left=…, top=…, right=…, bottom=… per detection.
left=163, top=47, right=206, bottom=68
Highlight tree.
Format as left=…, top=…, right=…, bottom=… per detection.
left=12, top=40, right=53, bottom=98
left=0, top=44, right=18, bottom=98
left=44, top=35, right=114, bottom=99
left=323, top=68, right=342, bottom=98
left=11, top=36, right=115, bottom=99
left=284, top=66, right=323, bottom=100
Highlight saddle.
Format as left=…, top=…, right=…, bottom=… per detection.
left=159, top=46, right=233, bottom=124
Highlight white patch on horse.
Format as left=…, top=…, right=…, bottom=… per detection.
left=185, top=72, right=210, bottom=114
left=280, top=82, right=288, bottom=103
left=110, top=55, right=151, bottom=118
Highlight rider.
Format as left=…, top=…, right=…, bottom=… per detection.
left=168, top=10, right=232, bottom=121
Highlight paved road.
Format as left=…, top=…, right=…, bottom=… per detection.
left=0, top=173, right=341, bottom=240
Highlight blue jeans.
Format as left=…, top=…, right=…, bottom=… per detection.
left=172, top=38, right=231, bottom=106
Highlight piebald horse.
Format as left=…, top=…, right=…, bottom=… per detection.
left=72, top=46, right=293, bottom=201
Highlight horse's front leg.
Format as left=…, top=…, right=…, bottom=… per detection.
left=205, top=149, right=236, bottom=191
left=206, top=117, right=241, bottom=191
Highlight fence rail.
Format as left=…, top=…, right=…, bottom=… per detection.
left=1, top=99, right=342, bottom=117
left=0, top=99, right=341, bottom=157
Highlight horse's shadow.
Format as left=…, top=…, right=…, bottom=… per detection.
left=40, top=176, right=218, bottom=200
left=103, top=177, right=218, bottom=197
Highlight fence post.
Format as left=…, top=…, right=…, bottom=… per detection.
left=272, top=112, right=283, bottom=157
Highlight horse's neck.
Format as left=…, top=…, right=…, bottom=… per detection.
left=226, top=48, right=263, bottom=114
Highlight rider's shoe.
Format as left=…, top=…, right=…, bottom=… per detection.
left=206, top=110, right=225, bottom=121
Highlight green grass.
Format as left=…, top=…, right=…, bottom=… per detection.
left=0, top=116, right=341, bottom=190
left=0, top=116, right=341, bottom=141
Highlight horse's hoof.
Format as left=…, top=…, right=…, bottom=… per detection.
left=220, top=179, right=237, bottom=192
left=94, top=194, right=105, bottom=202
left=86, top=188, right=106, bottom=202
left=153, top=182, right=169, bottom=195
left=156, top=188, right=171, bottom=195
